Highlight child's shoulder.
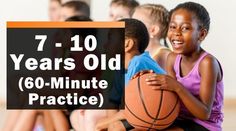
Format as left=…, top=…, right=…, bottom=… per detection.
left=131, top=52, right=152, bottom=63
left=199, top=52, right=223, bottom=81
left=128, top=52, right=165, bottom=74
left=199, top=53, right=220, bottom=67
left=166, top=52, right=178, bottom=64
left=128, top=53, right=153, bottom=70
left=152, top=46, right=171, bottom=58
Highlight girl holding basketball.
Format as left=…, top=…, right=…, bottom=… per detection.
left=146, top=2, right=223, bottom=131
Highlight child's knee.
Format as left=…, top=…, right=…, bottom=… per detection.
left=85, top=110, right=106, bottom=122
left=70, top=110, right=80, bottom=130
left=70, top=110, right=78, bottom=121
left=108, top=121, right=125, bottom=131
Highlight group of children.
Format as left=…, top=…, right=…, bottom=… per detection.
left=3, top=0, right=224, bottom=131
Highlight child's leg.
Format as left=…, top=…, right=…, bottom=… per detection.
left=2, top=110, right=21, bottom=131
left=107, top=121, right=183, bottom=131
left=84, top=110, right=107, bottom=131
left=12, top=110, right=38, bottom=131
left=33, top=114, right=46, bottom=131
left=162, top=126, right=184, bottom=131
left=49, top=110, right=69, bottom=131
left=41, top=110, right=55, bottom=131
left=170, top=119, right=207, bottom=131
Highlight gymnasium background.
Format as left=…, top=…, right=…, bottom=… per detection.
left=0, top=0, right=236, bottom=130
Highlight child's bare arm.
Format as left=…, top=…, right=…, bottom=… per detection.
left=95, top=110, right=125, bottom=131
left=146, top=54, right=220, bottom=120
left=107, top=109, right=118, bottom=117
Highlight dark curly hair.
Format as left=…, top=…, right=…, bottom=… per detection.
left=170, top=2, right=210, bottom=31
left=120, top=18, right=149, bottom=53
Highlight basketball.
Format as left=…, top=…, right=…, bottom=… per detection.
left=124, top=72, right=180, bottom=130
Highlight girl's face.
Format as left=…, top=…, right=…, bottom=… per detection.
left=167, top=9, right=201, bottom=54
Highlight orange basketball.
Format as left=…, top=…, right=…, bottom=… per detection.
left=124, top=72, right=180, bottom=130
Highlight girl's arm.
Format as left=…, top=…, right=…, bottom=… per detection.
left=95, top=110, right=125, bottom=131
left=147, top=53, right=220, bottom=120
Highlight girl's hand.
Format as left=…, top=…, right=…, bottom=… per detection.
left=145, top=74, right=180, bottom=92
left=131, top=70, right=154, bottom=80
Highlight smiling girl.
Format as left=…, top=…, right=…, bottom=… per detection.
left=146, top=2, right=224, bottom=131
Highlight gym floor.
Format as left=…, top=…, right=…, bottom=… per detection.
left=0, top=98, right=236, bottom=130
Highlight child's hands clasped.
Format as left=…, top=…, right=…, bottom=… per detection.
left=145, top=74, right=179, bottom=92
left=130, top=70, right=181, bottom=92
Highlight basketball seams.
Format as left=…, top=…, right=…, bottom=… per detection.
left=137, top=75, right=162, bottom=120
left=129, top=122, right=165, bottom=130
left=157, top=91, right=180, bottom=120
left=124, top=73, right=180, bottom=130
left=125, top=104, right=177, bottom=126
left=149, top=90, right=163, bottom=130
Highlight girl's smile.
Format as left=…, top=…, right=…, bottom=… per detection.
left=168, top=9, right=200, bottom=55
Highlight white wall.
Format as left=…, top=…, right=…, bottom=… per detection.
left=91, top=0, right=236, bottom=98
left=0, top=0, right=236, bottom=99
left=0, top=0, right=49, bottom=99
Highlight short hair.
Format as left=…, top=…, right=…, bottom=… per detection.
left=136, top=4, right=169, bottom=39
left=65, top=15, right=96, bottom=39
left=120, top=18, right=149, bottom=53
left=170, top=2, right=210, bottom=31
left=62, top=0, right=90, bottom=17
left=65, top=15, right=92, bottom=21
left=50, top=0, right=61, bottom=4
left=111, top=0, right=139, bottom=16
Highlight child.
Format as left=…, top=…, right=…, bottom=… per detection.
left=109, top=0, right=139, bottom=21
left=60, top=0, right=90, bottom=21
left=146, top=2, right=223, bottom=131
left=63, top=16, right=107, bottom=131
left=95, top=18, right=165, bottom=130
left=48, top=0, right=61, bottom=21
left=132, top=4, right=171, bottom=69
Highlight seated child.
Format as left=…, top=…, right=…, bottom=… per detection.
left=95, top=18, right=165, bottom=130
left=48, top=0, right=62, bottom=21
left=60, top=0, right=90, bottom=21
left=132, top=4, right=171, bottom=69
left=109, top=0, right=139, bottom=21
left=62, top=16, right=107, bottom=131
left=146, top=2, right=224, bottom=131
